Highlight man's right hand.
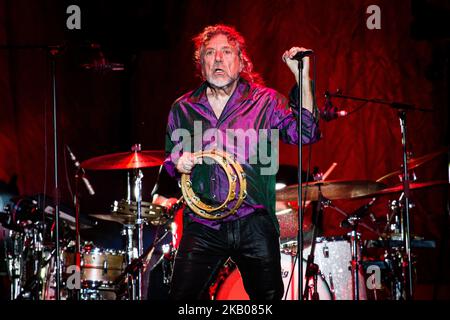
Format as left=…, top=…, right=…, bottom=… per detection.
left=175, top=152, right=198, bottom=174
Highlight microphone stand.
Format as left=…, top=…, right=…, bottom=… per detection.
left=296, top=59, right=304, bottom=301
left=398, top=110, right=413, bottom=299
left=67, top=145, right=95, bottom=300
left=327, top=91, right=433, bottom=299
left=49, top=46, right=63, bottom=301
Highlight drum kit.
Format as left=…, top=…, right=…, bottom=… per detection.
left=209, top=148, right=447, bottom=301
left=0, top=144, right=177, bottom=300
left=0, top=144, right=447, bottom=300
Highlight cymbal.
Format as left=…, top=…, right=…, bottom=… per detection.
left=377, top=147, right=448, bottom=182
left=89, top=212, right=145, bottom=225
left=89, top=200, right=170, bottom=226
left=276, top=180, right=387, bottom=202
left=364, top=180, right=448, bottom=197
left=81, top=150, right=165, bottom=170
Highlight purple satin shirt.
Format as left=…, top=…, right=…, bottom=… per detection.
left=164, top=78, right=320, bottom=231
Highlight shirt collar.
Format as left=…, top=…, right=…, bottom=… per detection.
left=186, top=77, right=253, bottom=106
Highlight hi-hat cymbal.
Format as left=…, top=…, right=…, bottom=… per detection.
left=276, top=180, right=386, bottom=202
left=377, top=147, right=448, bottom=182
left=89, top=200, right=170, bottom=226
left=364, top=180, right=448, bottom=197
left=81, top=150, right=165, bottom=170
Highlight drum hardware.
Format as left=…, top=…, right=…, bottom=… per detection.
left=1, top=198, right=65, bottom=300
left=310, top=197, right=377, bottom=300
left=357, top=180, right=449, bottom=199
left=359, top=179, right=446, bottom=299
left=376, top=147, right=448, bottom=183
left=64, top=144, right=99, bottom=300
left=328, top=90, right=434, bottom=299
left=80, top=148, right=164, bottom=171
left=113, top=228, right=171, bottom=296
left=89, top=200, right=176, bottom=300
left=81, top=144, right=165, bottom=300
left=339, top=198, right=377, bottom=300
left=16, top=244, right=58, bottom=300
left=365, top=238, right=436, bottom=249
left=278, top=165, right=339, bottom=300
left=110, top=199, right=171, bottom=226
left=276, top=180, right=387, bottom=202
left=349, top=226, right=362, bottom=300
left=301, top=189, right=325, bottom=300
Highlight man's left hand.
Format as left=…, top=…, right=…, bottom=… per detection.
left=282, top=47, right=312, bottom=84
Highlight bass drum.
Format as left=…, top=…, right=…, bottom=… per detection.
left=212, top=253, right=333, bottom=300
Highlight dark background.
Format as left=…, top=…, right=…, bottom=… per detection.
left=0, top=0, right=449, bottom=299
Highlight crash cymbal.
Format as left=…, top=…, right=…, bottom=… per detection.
left=364, top=180, right=448, bottom=197
left=377, top=147, right=448, bottom=182
left=276, top=180, right=387, bottom=202
left=81, top=150, right=165, bottom=170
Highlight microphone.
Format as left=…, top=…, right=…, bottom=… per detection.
left=291, top=50, right=314, bottom=60
left=66, top=145, right=95, bottom=195
left=340, top=198, right=377, bottom=229
left=319, top=91, right=348, bottom=121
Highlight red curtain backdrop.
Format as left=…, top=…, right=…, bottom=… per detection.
left=0, top=0, right=448, bottom=298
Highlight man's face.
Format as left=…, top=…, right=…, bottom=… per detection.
left=201, top=34, right=243, bottom=88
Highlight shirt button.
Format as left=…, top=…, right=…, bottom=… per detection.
left=212, top=194, right=216, bottom=199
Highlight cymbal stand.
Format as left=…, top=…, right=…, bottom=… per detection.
left=131, top=144, right=145, bottom=300
left=302, top=189, right=325, bottom=300
left=133, top=168, right=144, bottom=300
left=326, top=201, right=372, bottom=300
left=385, top=194, right=412, bottom=300
left=346, top=217, right=362, bottom=300
left=122, top=224, right=137, bottom=300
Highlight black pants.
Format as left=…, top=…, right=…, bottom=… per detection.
left=169, top=209, right=284, bottom=300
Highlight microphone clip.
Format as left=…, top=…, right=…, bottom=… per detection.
left=320, top=90, right=348, bottom=121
